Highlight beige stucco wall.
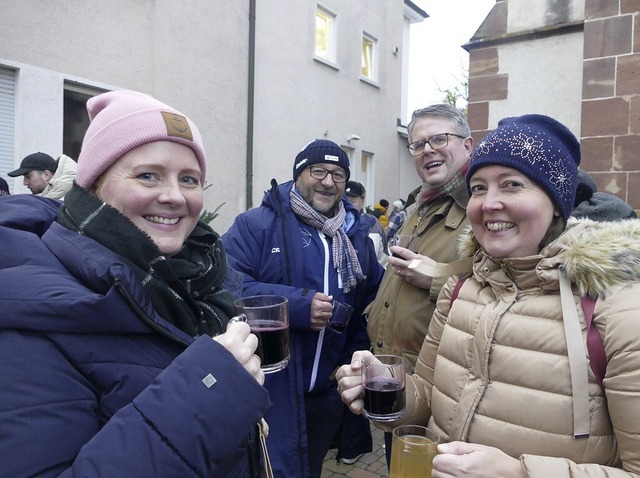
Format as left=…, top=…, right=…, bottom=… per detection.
left=488, top=31, right=584, bottom=136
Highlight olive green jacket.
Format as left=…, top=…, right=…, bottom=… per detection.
left=366, top=182, right=468, bottom=370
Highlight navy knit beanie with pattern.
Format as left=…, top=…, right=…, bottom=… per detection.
left=467, top=114, right=581, bottom=222
left=293, top=139, right=350, bottom=182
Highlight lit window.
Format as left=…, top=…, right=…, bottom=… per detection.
left=315, top=7, right=336, bottom=62
left=361, top=33, right=377, bottom=80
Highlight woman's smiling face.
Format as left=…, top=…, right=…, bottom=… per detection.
left=467, top=165, right=559, bottom=258
left=95, top=141, right=204, bottom=256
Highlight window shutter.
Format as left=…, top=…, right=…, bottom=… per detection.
left=0, top=67, right=16, bottom=184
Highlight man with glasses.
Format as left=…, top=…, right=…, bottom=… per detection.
left=223, top=139, right=384, bottom=478
left=365, top=103, right=474, bottom=465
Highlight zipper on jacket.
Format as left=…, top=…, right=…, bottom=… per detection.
left=114, top=278, right=191, bottom=347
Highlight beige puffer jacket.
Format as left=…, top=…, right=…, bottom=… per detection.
left=403, top=218, right=640, bottom=476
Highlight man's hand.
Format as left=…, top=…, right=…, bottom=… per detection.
left=310, top=292, right=333, bottom=331
left=388, top=248, right=436, bottom=290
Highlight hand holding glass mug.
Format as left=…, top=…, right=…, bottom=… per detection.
left=362, top=354, right=406, bottom=421
left=233, top=295, right=290, bottom=374
left=336, top=350, right=373, bottom=414
left=309, top=292, right=334, bottom=331
left=337, top=352, right=407, bottom=420
left=214, top=318, right=264, bottom=385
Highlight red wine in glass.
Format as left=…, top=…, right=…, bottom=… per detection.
left=364, top=376, right=406, bottom=420
left=251, top=320, right=289, bottom=368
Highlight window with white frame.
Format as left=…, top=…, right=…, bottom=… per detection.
left=315, top=6, right=336, bottom=63
left=361, top=33, right=377, bottom=81
left=360, top=150, right=375, bottom=201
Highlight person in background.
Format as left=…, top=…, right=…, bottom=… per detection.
left=371, top=198, right=389, bottom=229
left=0, top=176, right=10, bottom=195
left=8, top=151, right=77, bottom=200
left=362, top=103, right=473, bottom=465
left=345, top=180, right=389, bottom=268
left=223, top=139, right=384, bottom=477
left=572, top=169, right=637, bottom=221
left=0, top=90, right=270, bottom=477
left=338, top=114, right=640, bottom=476
left=386, top=198, right=407, bottom=240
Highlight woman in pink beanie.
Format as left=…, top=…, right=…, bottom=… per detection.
left=0, top=90, right=270, bottom=477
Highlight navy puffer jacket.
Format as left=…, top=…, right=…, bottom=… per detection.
left=0, top=195, right=270, bottom=477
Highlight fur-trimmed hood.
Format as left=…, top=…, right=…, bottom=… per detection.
left=457, top=217, right=640, bottom=298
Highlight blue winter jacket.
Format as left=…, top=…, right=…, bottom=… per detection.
left=222, top=180, right=384, bottom=476
left=0, top=195, right=271, bottom=477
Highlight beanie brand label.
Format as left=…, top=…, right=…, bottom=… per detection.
left=161, top=112, right=193, bottom=141
left=324, top=154, right=339, bottom=162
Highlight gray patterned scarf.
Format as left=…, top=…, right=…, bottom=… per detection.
left=289, top=189, right=364, bottom=293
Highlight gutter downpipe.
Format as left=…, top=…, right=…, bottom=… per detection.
left=246, top=0, right=256, bottom=210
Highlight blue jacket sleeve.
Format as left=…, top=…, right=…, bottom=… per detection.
left=1, top=332, right=270, bottom=477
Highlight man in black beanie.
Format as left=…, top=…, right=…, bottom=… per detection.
left=223, top=139, right=384, bottom=477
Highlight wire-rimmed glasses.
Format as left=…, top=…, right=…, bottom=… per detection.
left=406, top=133, right=465, bottom=157
left=308, top=166, right=348, bottom=183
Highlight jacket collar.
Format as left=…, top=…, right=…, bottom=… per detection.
left=458, top=217, right=640, bottom=298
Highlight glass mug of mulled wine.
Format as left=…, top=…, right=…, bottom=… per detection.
left=234, top=295, right=290, bottom=374
left=362, top=354, right=406, bottom=421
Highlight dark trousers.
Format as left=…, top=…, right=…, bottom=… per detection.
left=334, top=407, right=372, bottom=461
left=305, top=391, right=343, bottom=478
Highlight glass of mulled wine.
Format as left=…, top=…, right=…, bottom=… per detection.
left=234, top=295, right=290, bottom=374
left=362, top=354, right=406, bottom=421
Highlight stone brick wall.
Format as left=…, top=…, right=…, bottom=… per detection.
left=582, top=0, right=640, bottom=209
left=466, top=0, right=640, bottom=212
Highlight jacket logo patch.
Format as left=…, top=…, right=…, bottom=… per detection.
left=202, top=373, right=217, bottom=388
left=271, top=247, right=281, bottom=253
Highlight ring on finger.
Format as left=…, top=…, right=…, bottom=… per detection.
left=228, top=313, right=248, bottom=324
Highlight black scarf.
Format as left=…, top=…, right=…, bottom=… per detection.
left=58, top=184, right=236, bottom=337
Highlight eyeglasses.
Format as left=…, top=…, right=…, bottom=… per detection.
left=308, top=166, right=348, bottom=183
left=406, top=133, right=465, bottom=157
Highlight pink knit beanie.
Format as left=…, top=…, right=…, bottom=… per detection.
left=76, top=90, right=207, bottom=188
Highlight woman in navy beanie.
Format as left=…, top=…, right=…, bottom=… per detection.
left=337, top=114, right=640, bottom=476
